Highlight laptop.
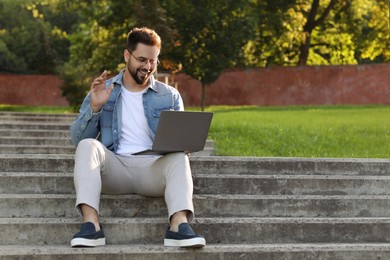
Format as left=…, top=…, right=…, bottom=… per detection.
left=132, top=110, right=213, bottom=155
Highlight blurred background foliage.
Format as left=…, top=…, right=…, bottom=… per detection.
left=0, top=0, right=388, bottom=107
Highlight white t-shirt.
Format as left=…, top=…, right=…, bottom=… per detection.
left=116, top=86, right=153, bottom=155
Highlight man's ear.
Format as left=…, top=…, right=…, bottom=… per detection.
left=124, top=49, right=129, bottom=63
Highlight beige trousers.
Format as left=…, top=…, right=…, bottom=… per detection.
left=73, top=138, right=194, bottom=221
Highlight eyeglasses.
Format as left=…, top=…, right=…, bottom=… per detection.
left=127, top=49, right=160, bottom=66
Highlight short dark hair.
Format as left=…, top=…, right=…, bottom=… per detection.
left=126, top=27, right=161, bottom=51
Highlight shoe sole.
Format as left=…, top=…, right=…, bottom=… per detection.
left=164, top=237, right=206, bottom=248
left=71, top=237, right=106, bottom=247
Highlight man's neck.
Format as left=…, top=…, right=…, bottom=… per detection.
left=122, top=72, right=149, bottom=92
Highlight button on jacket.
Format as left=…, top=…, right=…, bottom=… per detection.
left=70, top=69, right=184, bottom=153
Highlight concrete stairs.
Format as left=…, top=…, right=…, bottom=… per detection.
left=0, top=112, right=214, bottom=156
left=1, top=111, right=390, bottom=259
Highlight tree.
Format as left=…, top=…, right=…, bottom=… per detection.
left=0, top=0, right=69, bottom=73
left=164, top=0, right=254, bottom=110
left=298, top=0, right=340, bottom=65
left=342, top=0, right=390, bottom=63
left=244, top=0, right=389, bottom=67
left=58, top=0, right=178, bottom=107
left=242, top=0, right=298, bottom=66
left=304, top=0, right=389, bottom=64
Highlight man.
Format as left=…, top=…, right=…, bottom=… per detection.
left=69, top=27, right=205, bottom=248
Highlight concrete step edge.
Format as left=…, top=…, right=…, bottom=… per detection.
left=3, top=243, right=390, bottom=255
left=2, top=217, right=390, bottom=224
left=0, top=129, right=69, bottom=132
left=3, top=194, right=390, bottom=217
left=4, top=193, right=390, bottom=218
left=1, top=154, right=388, bottom=164
left=0, top=122, right=70, bottom=126
left=3, top=171, right=390, bottom=180
left=0, top=119, right=73, bottom=124
left=0, top=139, right=213, bottom=147
left=0, top=137, right=71, bottom=141
left=0, top=111, right=77, bottom=116
left=0, top=154, right=388, bottom=164
left=1, top=154, right=388, bottom=163
left=4, top=193, right=390, bottom=202
left=1, top=171, right=389, bottom=179
left=0, top=145, right=74, bottom=149
left=0, top=125, right=70, bottom=131
left=0, top=156, right=389, bottom=176
left=5, top=193, right=390, bottom=200
left=3, top=217, right=390, bottom=245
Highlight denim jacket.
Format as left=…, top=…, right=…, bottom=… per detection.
left=70, top=69, right=184, bottom=153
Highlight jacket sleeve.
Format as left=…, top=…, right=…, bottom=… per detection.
left=174, top=88, right=184, bottom=111
left=69, top=93, right=101, bottom=147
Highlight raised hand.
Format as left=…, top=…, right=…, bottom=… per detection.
left=90, top=70, right=114, bottom=112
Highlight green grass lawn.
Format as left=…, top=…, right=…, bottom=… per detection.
left=204, top=105, right=390, bottom=158
left=0, top=104, right=75, bottom=114
left=1, top=104, right=389, bottom=158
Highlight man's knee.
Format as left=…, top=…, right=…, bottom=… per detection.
left=77, top=138, right=100, bottom=149
left=161, top=152, right=191, bottom=177
left=75, top=138, right=105, bottom=162
left=166, top=152, right=188, bottom=162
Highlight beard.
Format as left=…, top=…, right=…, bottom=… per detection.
left=127, top=62, right=154, bottom=85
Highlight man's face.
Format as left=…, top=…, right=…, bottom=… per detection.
left=126, top=43, right=160, bottom=86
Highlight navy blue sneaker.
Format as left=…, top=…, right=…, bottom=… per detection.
left=164, top=223, right=206, bottom=247
left=71, top=222, right=106, bottom=247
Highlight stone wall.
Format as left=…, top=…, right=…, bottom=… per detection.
left=175, top=63, right=390, bottom=107
left=0, top=74, right=68, bottom=106
left=0, top=63, right=389, bottom=107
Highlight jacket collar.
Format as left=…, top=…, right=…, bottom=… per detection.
left=112, top=69, right=158, bottom=92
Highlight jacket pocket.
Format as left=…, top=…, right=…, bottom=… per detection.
left=101, top=102, right=114, bottom=128
left=153, top=107, right=173, bottom=118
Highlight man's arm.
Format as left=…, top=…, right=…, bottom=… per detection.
left=69, top=70, right=114, bottom=147
left=69, top=94, right=101, bottom=147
